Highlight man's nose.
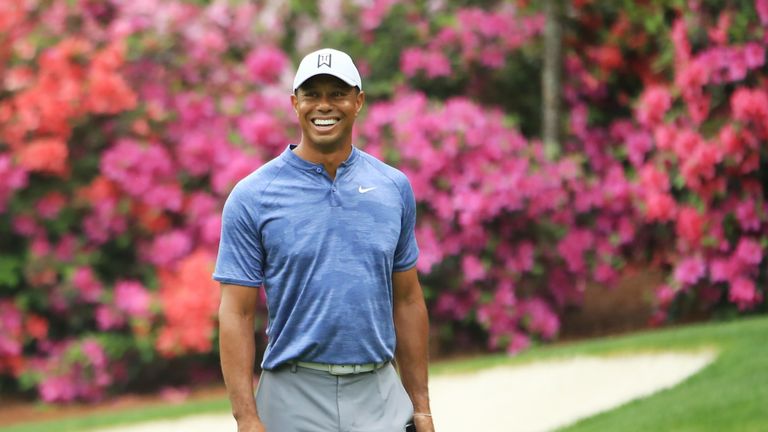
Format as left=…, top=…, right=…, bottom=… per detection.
left=317, top=95, right=332, bottom=110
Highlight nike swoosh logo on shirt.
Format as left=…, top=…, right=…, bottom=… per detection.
left=358, top=186, right=377, bottom=193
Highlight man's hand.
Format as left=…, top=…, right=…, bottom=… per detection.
left=237, top=417, right=266, bottom=432
left=413, top=414, right=435, bottom=432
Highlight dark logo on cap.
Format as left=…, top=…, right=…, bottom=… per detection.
left=318, top=53, right=331, bottom=68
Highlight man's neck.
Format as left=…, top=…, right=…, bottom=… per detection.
left=292, top=140, right=352, bottom=180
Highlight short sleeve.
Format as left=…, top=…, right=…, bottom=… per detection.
left=212, top=184, right=264, bottom=287
left=393, top=177, right=419, bottom=272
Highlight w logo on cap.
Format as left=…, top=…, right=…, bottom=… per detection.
left=317, top=53, right=332, bottom=68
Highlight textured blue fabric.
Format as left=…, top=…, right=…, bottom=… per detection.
left=213, top=145, right=419, bottom=369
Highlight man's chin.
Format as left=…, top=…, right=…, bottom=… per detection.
left=308, top=135, right=346, bottom=149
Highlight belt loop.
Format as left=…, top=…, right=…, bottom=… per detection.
left=354, top=364, right=360, bottom=374
left=290, top=362, right=298, bottom=373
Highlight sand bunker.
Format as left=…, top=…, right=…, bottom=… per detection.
left=97, top=351, right=715, bottom=432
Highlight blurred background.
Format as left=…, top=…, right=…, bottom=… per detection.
left=0, top=0, right=766, bottom=413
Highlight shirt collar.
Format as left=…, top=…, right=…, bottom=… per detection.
left=280, top=144, right=360, bottom=170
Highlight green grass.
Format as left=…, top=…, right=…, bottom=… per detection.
left=5, top=316, right=768, bottom=431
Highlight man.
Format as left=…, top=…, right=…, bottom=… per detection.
left=214, top=48, right=435, bottom=432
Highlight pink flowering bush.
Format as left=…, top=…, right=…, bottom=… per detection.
left=563, top=0, right=767, bottom=323
left=0, top=0, right=766, bottom=403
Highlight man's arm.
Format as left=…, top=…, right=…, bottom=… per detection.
left=393, top=268, right=435, bottom=432
left=218, top=283, right=265, bottom=432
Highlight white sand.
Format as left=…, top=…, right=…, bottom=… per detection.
left=96, top=351, right=715, bottom=432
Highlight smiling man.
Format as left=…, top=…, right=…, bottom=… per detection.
left=215, top=48, right=434, bottom=432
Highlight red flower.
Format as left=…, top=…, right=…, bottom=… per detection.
left=156, top=251, right=220, bottom=358
left=25, top=315, right=48, bottom=340
left=18, top=138, right=68, bottom=176
left=644, top=191, right=676, bottom=222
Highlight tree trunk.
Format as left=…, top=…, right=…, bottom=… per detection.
left=542, top=0, right=563, bottom=159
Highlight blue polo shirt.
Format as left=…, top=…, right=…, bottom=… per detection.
left=213, top=145, right=419, bottom=369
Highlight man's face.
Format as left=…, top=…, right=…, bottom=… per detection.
left=291, top=74, right=365, bottom=151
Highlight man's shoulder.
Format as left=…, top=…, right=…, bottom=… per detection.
left=228, top=155, right=288, bottom=200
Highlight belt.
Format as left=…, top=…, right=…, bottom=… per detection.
left=293, top=361, right=388, bottom=375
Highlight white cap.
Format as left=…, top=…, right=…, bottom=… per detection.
left=292, top=48, right=362, bottom=92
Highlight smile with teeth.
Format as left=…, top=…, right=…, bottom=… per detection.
left=312, top=118, right=339, bottom=126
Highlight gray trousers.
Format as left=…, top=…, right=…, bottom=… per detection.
left=255, top=362, right=414, bottom=432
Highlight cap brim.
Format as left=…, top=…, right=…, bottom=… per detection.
left=293, top=72, right=360, bottom=91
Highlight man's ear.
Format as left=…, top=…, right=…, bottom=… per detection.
left=291, top=93, right=299, bottom=115
left=355, top=90, right=365, bottom=116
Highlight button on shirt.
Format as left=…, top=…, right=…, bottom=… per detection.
left=213, top=145, right=419, bottom=369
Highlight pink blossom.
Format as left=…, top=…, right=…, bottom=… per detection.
left=676, top=207, right=704, bottom=245
left=416, top=225, right=443, bottom=273
left=0, top=301, right=23, bottom=356
left=174, top=92, right=216, bottom=125
left=146, top=230, right=192, bottom=267
left=734, top=237, right=763, bottom=266
left=707, top=11, right=730, bottom=45
left=238, top=112, right=288, bottom=149
left=200, top=215, right=222, bottom=245
left=735, top=199, right=762, bottom=231
left=514, top=242, right=535, bottom=273
left=359, top=0, right=399, bottom=30
left=656, top=284, right=676, bottom=308
left=709, top=257, right=735, bottom=282
left=636, top=85, right=672, bottom=127
left=676, top=61, right=709, bottom=95
left=462, top=255, right=486, bottom=283
left=82, top=200, right=127, bottom=245
left=653, top=124, right=677, bottom=151
left=114, top=280, right=152, bottom=318
left=12, top=215, right=40, bottom=237
left=244, top=45, right=288, bottom=84
left=757, top=0, right=768, bottom=25
left=40, top=375, right=77, bottom=403
left=521, top=298, right=559, bottom=339
left=644, top=192, right=676, bottom=222
left=95, top=306, right=124, bottom=330
left=72, top=267, right=103, bottom=303
left=212, top=152, right=261, bottom=194
left=400, top=49, right=452, bottom=78
left=506, top=332, right=530, bottom=355
left=625, top=131, right=653, bottom=167
left=731, top=88, right=768, bottom=130
left=176, top=130, right=218, bottom=176
left=100, top=139, right=175, bottom=196
left=744, top=43, right=765, bottom=68
left=424, top=51, right=452, bottom=78
left=729, top=277, right=760, bottom=310
left=593, top=262, right=618, bottom=284
left=401, top=48, right=425, bottom=77
left=639, top=164, right=670, bottom=192
left=143, top=183, right=183, bottom=212
left=35, top=192, right=67, bottom=219
left=186, top=192, right=217, bottom=221
left=493, top=281, right=516, bottom=307
left=30, top=236, right=51, bottom=257
left=81, top=339, right=107, bottom=368
left=0, top=155, right=28, bottom=213
left=673, top=256, right=706, bottom=286
left=718, top=124, right=750, bottom=163
left=557, top=229, right=594, bottom=273
left=479, top=47, right=505, bottom=69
